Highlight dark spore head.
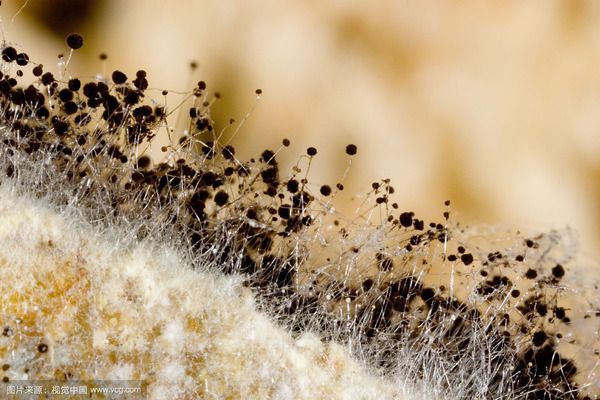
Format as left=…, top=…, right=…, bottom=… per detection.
left=66, top=33, right=84, bottom=50
left=111, top=70, right=128, bottom=84
left=68, top=78, right=81, bottom=91
left=399, top=212, right=413, bottom=228
left=320, top=185, right=332, bottom=196
left=261, top=149, right=276, bottom=165
left=552, top=264, right=565, bottom=279
left=41, top=72, right=54, bottom=86
left=32, top=64, right=43, bottom=77
left=460, top=253, right=474, bottom=266
left=16, top=53, right=29, bottom=66
left=532, top=330, right=548, bottom=346
left=63, top=101, right=78, bottom=115
left=525, top=268, right=538, bottom=279
left=214, top=190, right=229, bottom=207
left=345, top=144, right=357, bottom=156
left=287, top=179, right=299, bottom=193
left=136, top=156, right=151, bottom=170
left=2, top=46, right=17, bottom=62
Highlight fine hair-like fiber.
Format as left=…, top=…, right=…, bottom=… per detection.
left=0, top=30, right=598, bottom=400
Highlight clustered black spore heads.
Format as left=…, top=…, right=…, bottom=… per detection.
left=0, top=34, right=598, bottom=400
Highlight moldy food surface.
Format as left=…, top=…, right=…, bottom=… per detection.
left=0, top=33, right=598, bottom=399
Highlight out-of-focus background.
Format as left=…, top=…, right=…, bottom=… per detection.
left=3, top=0, right=600, bottom=259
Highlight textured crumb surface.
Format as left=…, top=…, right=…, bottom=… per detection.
left=0, top=31, right=598, bottom=399
left=0, top=188, right=407, bottom=400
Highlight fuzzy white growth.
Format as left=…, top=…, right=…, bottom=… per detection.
left=0, top=36, right=598, bottom=400
left=0, top=186, right=411, bottom=399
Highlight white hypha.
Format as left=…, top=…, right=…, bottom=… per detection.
left=0, top=32, right=598, bottom=400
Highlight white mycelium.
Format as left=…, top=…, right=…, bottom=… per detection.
left=0, top=32, right=598, bottom=400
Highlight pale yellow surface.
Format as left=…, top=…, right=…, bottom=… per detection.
left=0, top=189, right=411, bottom=400
left=4, top=1, right=600, bottom=259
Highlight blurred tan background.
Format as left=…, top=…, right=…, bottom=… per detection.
left=3, top=0, right=600, bottom=259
